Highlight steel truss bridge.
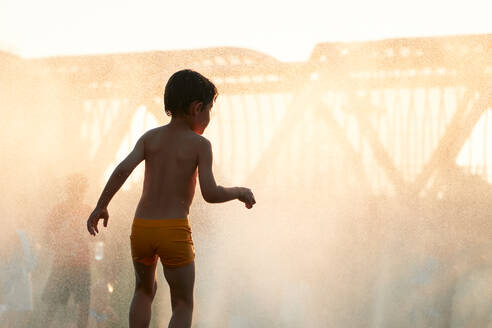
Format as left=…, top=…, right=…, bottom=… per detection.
left=2, top=34, right=491, bottom=198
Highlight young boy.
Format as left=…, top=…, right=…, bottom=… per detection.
left=86, top=69, right=256, bottom=328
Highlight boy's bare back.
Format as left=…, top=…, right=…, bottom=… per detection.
left=135, top=124, right=206, bottom=219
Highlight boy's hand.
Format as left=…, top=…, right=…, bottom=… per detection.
left=87, top=207, right=109, bottom=236
left=238, top=187, right=256, bottom=209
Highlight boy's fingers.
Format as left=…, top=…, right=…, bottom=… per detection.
left=91, top=217, right=99, bottom=234
left=103, top=217, right=108, bottom=227
left=87, top=217, right=95, bottom=235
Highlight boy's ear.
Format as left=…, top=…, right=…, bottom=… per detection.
left=189, top=101, right=203, bottom=116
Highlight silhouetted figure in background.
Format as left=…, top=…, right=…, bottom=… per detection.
left=86, top=69, right=256, bottom=328
left=37, top=174, right=92, bottom=328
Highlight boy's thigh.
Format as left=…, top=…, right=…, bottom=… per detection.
left=132, top=260, right=158, bottom=291
left=163, top=261, right=195, bottom=300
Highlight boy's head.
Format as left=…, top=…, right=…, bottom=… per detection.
left=164, top=69, right=218, bottom=117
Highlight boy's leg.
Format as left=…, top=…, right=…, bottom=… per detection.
left=163, top=261, right=195, bottom=328
left=130, top=260, right=158, bottom=328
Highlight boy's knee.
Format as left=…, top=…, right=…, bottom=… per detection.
left=174, top=298, right=193, bottom=311
left=135, top=281, right=157, bottom=298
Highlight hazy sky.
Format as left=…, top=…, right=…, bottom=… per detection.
left=1, top=0, right=491, bottom=61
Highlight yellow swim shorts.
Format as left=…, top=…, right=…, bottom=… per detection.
left=130, top=218, right=195, bottom=268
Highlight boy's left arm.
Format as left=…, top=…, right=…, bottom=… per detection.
left=87, top=134, right=146, bottom=236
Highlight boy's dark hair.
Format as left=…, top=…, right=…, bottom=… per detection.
left=164, top=69, right=218, bottom=117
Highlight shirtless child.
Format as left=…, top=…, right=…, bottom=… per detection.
left=86, top=69, right=256, bottom=328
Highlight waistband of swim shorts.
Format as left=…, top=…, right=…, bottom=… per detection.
left=132, top=217, right=190, bottom=228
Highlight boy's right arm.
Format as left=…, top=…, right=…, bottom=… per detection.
left=87, top=134, right=146, bottom=235
left=198, top=138, right=255, bottom=207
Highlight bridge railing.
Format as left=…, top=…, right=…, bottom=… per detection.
left=1, top=34, right=491, bottom=197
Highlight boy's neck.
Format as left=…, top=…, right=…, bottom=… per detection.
left=169, top=116, right=193, bottom=130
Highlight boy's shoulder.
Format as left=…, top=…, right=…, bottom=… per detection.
left=142, top=126, right=163, bottom=139
left=142, top=126, right=210, bottom=149
left=191, top=134, right=212, bottom=155
left=138, top=126, right=166, bottom=146
left=193, top=133, right=210, bottom=146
